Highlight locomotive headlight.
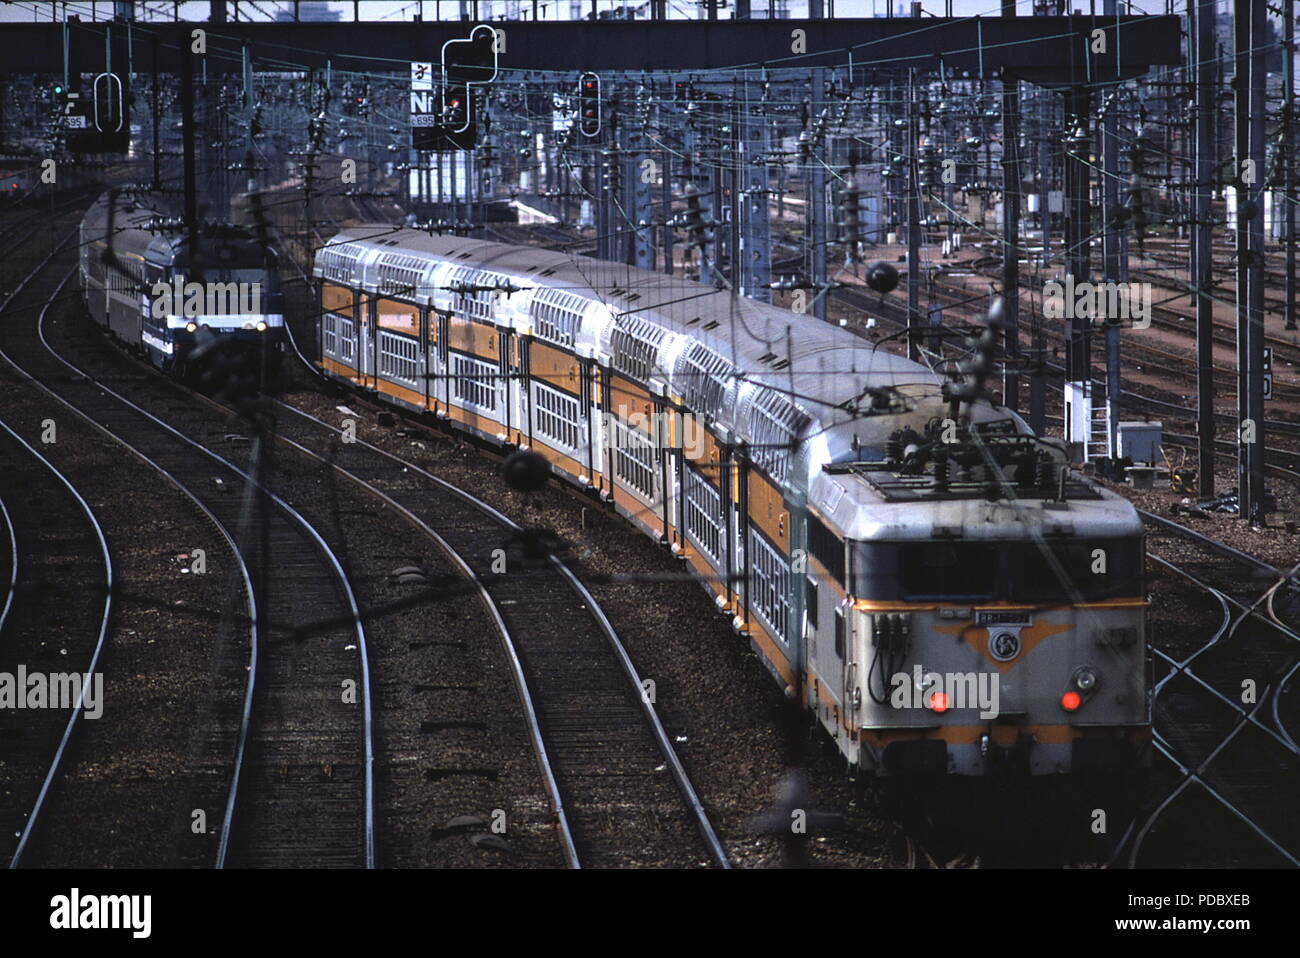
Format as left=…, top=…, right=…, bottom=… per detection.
left=1062, top=666, right=1098, bottom=712
left=256, top=320, right=268, bottom=332
left=185, top=321, right=197, bottom=333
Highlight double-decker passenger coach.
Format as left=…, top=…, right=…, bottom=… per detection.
left=314, top=225, right=1151, bottom=784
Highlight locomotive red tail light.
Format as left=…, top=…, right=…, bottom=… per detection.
left=929, top=691, right=950, bottom=712
left=1061, top=691, right=1081, bottom=711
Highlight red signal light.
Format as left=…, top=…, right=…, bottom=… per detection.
left=578, top=74, right=600, bottom=136
left=1061, top=691, right=1081, bottom=711
left=929, top=691, right=950, bottom=713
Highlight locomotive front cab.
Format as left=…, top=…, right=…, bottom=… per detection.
left=147, top=235, right=285, bottom=373
left=842, top=532, right=1151, bottom=778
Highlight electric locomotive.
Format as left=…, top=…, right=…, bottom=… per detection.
left=312, top=226, right=1151, bottom=782
left=79, top=192, right=285, bottom=376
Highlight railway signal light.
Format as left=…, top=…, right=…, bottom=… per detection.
left=61, top=72, right=130, bottom=154
left=578, top=72, right=601, bottom=138
left=444, top=82, right=470, bottom=132
left=417, top=24, right=494, bottom=149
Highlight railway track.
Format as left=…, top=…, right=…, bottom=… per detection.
left=0, top=240, right=377, bottom=868
left=775, top=244, right=1300, bottom=419
left=1138, top=249, right=1300, bottom=353
left=0, top=412, right=113, bottom=868
left=0, top=210, right=116, bottom=867
left=922, top=270, right=1300, bottom=403
left=945, top=238, right=1300, bottom=375
left=1112, top=513, right=1300, bottom=867
left=826, top=277, right=1300, bottom=488
left=268, top=225, right=730, bottom=867
left=29, top=185, right=730, bottom=867
left=1037, top=412, right=1300, bottom=488
left=265, top=396, right=730, bottom=868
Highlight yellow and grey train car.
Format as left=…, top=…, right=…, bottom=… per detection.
left=313, top=226, right=1151, bottom=779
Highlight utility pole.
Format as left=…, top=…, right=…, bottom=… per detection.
left=1234, top=0, right=1249, bottom=485
left=1286, top=0, right=1297, bottom=332
left=1244, top=0, right=1268, bottom=521
left=725, top=88, right=739, bottom=287
left=627, top=118, right=652, bottom=269
left=710, top=88, right=726, bottom=284
left=661, top=119, right=674, bottom=275
left=1234, top=0, right=1268, bottom=522
left=1063, top=90, right=1092, bottom=458
left=740, top=74, right=772, bottom=301
left=1101, top=0, right=1122, bottom=465
left=1194, top=0, right=1216, bottom=496
left=1028, top=69, right=1054, bottom=436
left=999, top=1, right=1021, bottom=410
left=907, top=68, right=921, bottom=361
left=810, top=67, right=828, bottom=321
left=151, top=32, right=161, bottom=192
left=180, top=24, right=198, bottom=271
left=242, top=44, right=256, bottom=196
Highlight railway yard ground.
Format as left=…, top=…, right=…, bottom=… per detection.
left=1, top=165, right=1298, bottom=879
left=1, top=18, right=1299, bottom=949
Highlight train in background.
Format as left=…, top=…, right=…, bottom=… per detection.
left=312, top=226, right=1151, bottom=784
left=0, top=160, right=36, bottom=201
left=79, top=192, right=285, bottom=377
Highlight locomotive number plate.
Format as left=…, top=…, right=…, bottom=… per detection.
left=976, top=611, right=1031, bottom=626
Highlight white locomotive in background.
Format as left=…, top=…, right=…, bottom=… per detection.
left=80, top=193, right=285, bottom=376
left=312, top=225, right=1150, bottom=782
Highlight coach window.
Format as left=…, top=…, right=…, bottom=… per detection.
left=834, top=609, right=845, bottom=660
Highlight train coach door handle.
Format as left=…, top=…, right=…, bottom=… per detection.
left=845, top=663, right=858, bottom=724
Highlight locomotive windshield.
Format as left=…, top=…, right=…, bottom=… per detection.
left=852, top=538, right=1144, bottom=603
left=219, top=267, right=278, bottom=287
